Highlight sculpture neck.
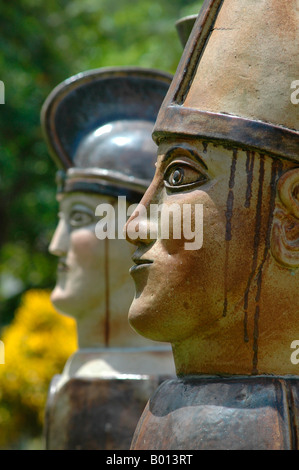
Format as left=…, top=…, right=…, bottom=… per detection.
left=76, top=305, right=163, bottom=350
left=172, top=305, right=299, bottom=377
left=76, top=307, right=107, bottom=349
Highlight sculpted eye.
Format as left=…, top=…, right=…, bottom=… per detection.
left=69, top=210, right=93, bottom=227
left=164, top=163, right=208, bottom=190
left=170, top=168, right=185, bottom=185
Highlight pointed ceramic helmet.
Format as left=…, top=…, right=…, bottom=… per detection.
left=154, top=0, right=299, bottom=162
left=41, top=67, right=172, bottom=202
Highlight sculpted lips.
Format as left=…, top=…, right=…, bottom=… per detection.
left=57, top=258, right=69, bottom=273
left=129, top=255, right=153, bottom=274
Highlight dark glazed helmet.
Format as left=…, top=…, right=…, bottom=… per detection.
left=41, top=67, right=172, bottom=202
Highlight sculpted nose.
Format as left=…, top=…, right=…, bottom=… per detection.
left=125, top=181, right=159, bottom=246
left=49, top=219, right=69, bottom=257
left=125, top=206, right=157, bottom=246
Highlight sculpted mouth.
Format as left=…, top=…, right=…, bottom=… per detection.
left=132, top=256, right=153, bottom=265
left=57, top=259, right=69, bottom=272
left=129, top=255, right=153, bottom=274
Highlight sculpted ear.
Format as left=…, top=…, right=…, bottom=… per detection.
left=271, top=168, right=299, bottom=268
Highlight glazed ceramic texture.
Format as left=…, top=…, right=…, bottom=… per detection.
left=126, top=138, right=299, bottom=376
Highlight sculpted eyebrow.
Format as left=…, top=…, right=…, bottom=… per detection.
left=163, top=147, right=208, bottom=170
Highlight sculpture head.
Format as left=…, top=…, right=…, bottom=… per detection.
left=125, top=0, right=299, bottom=376
left=41, top=67, right=172, bottom=348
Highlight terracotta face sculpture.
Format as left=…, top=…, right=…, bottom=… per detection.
left=127, top=138, right=299, bottom=376
left=126, top=0, right=299, bottom=377
left=49, top=192, right=137, bottom=348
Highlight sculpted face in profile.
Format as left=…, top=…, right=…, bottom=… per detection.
left=125, top=0, right=299, bottom=377
left=126, top=140, right=299, bottom=376
left=49, top=192, right=137, bottom=348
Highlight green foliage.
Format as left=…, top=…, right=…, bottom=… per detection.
left=0, top=0, right=203, bottom=326
left=0, top=289, right=77, bottom=449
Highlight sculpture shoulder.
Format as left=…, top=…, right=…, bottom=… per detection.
left=131, top=376, right=299, bottom=450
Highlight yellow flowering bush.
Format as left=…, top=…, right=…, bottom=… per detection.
left=0, top=289, right=77, bottom=449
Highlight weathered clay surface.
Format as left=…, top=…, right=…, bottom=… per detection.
left=131, top=376, right=299, bottom=450
left=127, top=141, right=299, bottom=377
left=46, top=375, right=168, bottom=450
left=184, top=0, right=299, bottom=131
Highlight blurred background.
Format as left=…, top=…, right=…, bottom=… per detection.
left=0, top=0, right=203, bottom=449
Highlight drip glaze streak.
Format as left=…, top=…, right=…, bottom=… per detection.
left=223, top=149, right=238, bottom=316
left=243, top=151, right=255, bottom=340
left=245, top=151, right=255, bottom=209
left=242, top=155, right=264, bottom=343
left=251, top=158, right=282, bottom=374
left=104, top=237, right=110, bottom=347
